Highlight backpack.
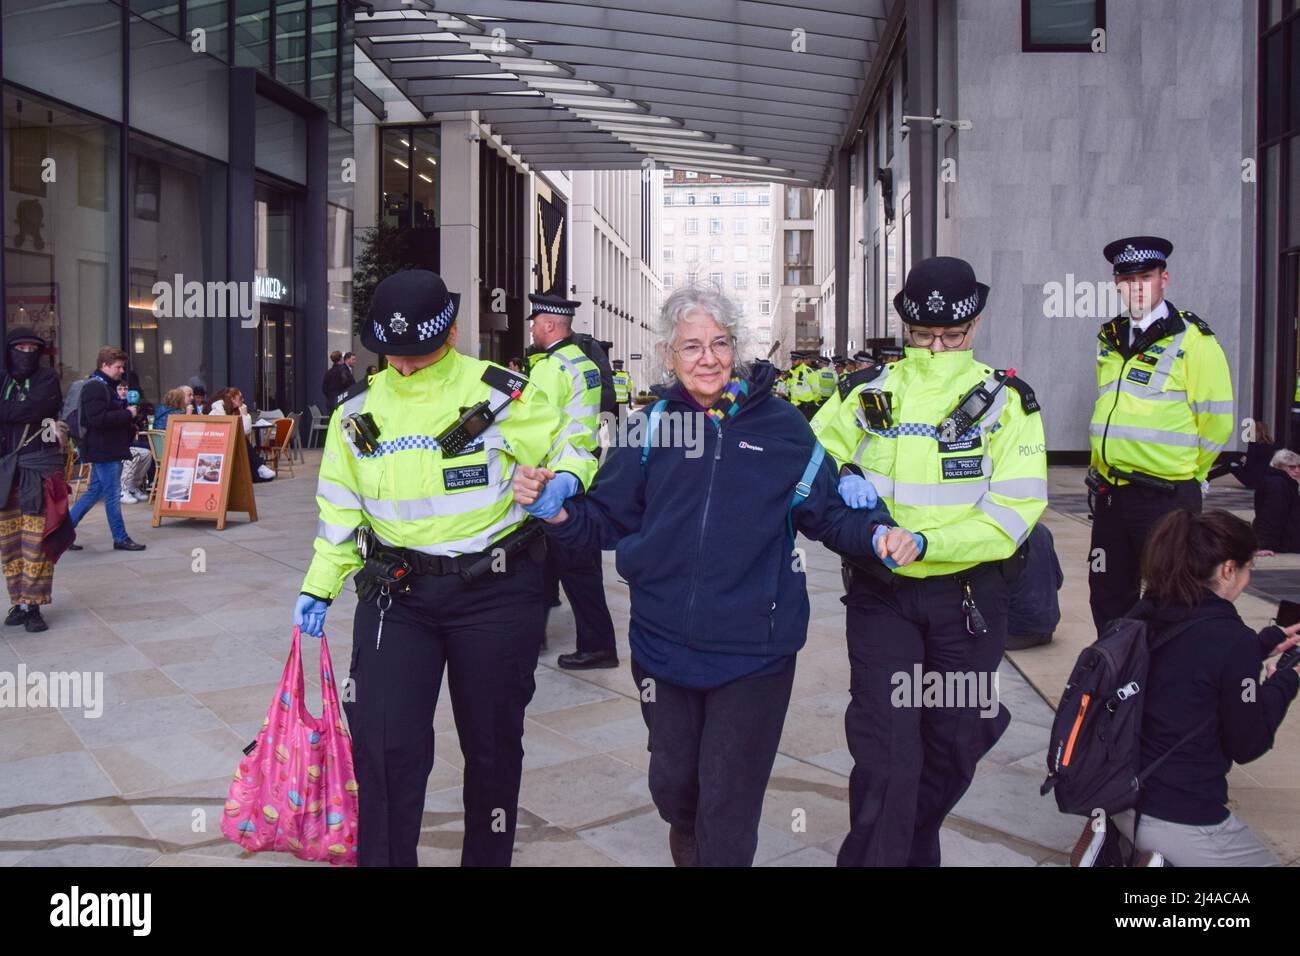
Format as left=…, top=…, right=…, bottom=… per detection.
left=60, top=375, right=103, bottom=442
left=571, top=332, right=617, bottom=417
left=1041, top=615, right=1209, bottom=816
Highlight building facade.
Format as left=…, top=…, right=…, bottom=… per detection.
left=661, top=169, right=775, bottom=360
left=1, top=0, right=355, bottom=414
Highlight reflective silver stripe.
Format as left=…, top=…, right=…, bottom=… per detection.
left=340, top=390, right=367, bottom=417
left=372, top=506, right=525, bottom=557
left=1189, top=400, right=1234, bottom=415
left=544, top=419, right=596, bottom=465
left=317, top=476, right=363, bottom=510
left=851, top=432, right=874, bottom=467
left=1198, top=437, right=1225, bottom=452
left=990, top=477, right=1049, bottom=500
left=316, top=519, right=356, bottom=545
left=1146, top=330, right=1184, bottom=392
left=976, top=497, right=1031, bottom=546
left=891, top=480, right=989, bottom=507
left=1089, top=423, right=1200, bottom=448
left=1098, top=379, right=1189, bottom=402
left=862, top=469, right=894, bottom=498
left=362, top=484, right=506, bottom=522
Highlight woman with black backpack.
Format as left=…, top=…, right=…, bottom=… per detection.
left=1114, top=509, right=1300, bottom=865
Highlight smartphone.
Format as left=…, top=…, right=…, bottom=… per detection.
left=1278, top=600, right=1300, bottom=630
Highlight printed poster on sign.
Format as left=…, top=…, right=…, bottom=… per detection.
left=163, top=467, right=193, bottom=502
left=194, top=453, right=224, bottom=484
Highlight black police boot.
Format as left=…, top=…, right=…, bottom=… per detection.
left=113, top=538, right=147, bottom=552
left=24, top=607, right=47, bottom=632
left=5, top=605, right=29, bottom=626
left=557, top=650, right=619, bottom=670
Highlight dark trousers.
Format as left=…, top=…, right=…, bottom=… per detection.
left=543, top=539, right=616, bottom=656
left=344, top=558, right=544, bottom=867
left=1087, top=479, right=1202, bottom=633
left=838, top=564, right=1011, bottom=867
left=631, top=656, right=796, bottom=867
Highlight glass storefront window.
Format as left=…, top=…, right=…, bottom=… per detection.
left=254, top=186, right=297, bottom=411
left=382, top=128, right=411, bottom=229
left=2, top=0, right=124, bottom=122
left=130, top=13, right=230, bottom=162
left=3, top=90, right=121, bottom=394
left=234, top=0, right=270, bottom=70
left=326, top=202, right=353, bottom=348
left=411, top=128, right=440, bottom=229
left=188, top=0, right=230, bottom=62
left=255, top=95, right=307, bottom=185
left=126, top=135, right=227, bottom=405
left=311, top=1, right=340, bottom=117
left=276, top=0, right=308, bottom=92
left=130, top=0, right=180, bottom=36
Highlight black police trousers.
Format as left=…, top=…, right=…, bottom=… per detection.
left=543, top=538, right=617, bottom=656
left=631, top=656, right=796, bottom=867
left=344, top=556, right=544, bottom=867
left=838, top=563, right=1011, bottom=867
left=1087, top=479, right=1202, bottom=634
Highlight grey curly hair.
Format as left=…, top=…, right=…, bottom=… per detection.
left=655, top=284, right=753, bottom=382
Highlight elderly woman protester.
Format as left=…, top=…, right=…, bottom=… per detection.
left=1254, top=448, right=1300, bottom=555
left=513, top=286, right=892, bottom=867
left=0, top=328, right=74, bottom=632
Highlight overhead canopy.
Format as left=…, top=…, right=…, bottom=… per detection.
left=355, top=0, right=886, bottom=185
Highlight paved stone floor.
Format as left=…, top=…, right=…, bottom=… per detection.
left=0, top=455, right=1292, bottom=867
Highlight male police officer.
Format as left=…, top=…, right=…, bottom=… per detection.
left=815, top=355, right=838, bottom=408
left=788, top=352, right=817, bottom=419
left=611, top=359, right=635, bottom=420
left=527, top=291, right=619, bottom=670
left=1087, top=236, right=1233, bottom=633
left=292, top=271, right=596, bottom=867
left=812, top=256, right=1048, bottom=867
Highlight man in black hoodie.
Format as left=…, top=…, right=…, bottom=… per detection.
left=66, top=347, right=146, bottom=552
left=0, top=327, right=70, bottom=631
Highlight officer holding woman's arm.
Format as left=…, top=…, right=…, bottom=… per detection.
left=813, top=257, right=1049, bottom=867
left=513, top=286, right=891, bottom=867
left=292, top=271, right=596, bottom=867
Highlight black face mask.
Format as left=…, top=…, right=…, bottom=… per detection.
left=8, top=348, right=40, bottom=379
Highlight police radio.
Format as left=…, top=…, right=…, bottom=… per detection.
left=436, top=399, right=504, bottom=456
left=938, top=368, right=1014, bottom=442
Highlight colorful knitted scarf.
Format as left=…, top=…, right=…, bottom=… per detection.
left=705, top=375, right=748, bottom=427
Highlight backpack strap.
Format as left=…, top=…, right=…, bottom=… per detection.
left=640, top=399, right=668, bottom=469
left=786, top=441, right=826, bottom=543
left=1134, top=618, right=1216, bottom=786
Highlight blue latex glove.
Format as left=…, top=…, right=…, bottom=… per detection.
left=294, top=593, right=328, bottom=638
left=839, top=473, right=879, bottom=509
left=523, top=471, right=580, bottom=520
left=872, top=526, right=926, bottom=569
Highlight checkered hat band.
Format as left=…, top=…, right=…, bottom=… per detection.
left=865, top=421, right=1003, bottom=442
left=1114, top=247, right=1164, bottom=264
left=901, top=295, right=920, bottom=320
left=534, top=303, right=575, bottom=316
left=372, top=321, right=388, bottom=343
left=417, top=299, right=456, bottom=341
left=951, top=291, right=981, bottom=321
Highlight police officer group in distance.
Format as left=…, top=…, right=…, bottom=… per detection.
left=291, top=226, right=1235, bottom=867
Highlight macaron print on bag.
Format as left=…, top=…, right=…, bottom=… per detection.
left=221, top=626, right=360, bottom=865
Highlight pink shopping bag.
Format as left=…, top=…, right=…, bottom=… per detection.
left=221, top=627, right=360, bottom=865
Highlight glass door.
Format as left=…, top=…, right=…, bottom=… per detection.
left=254, top=182, right=297, bottom=413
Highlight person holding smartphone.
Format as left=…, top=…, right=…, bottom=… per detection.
left=1112, top=509, right=1300, bottom=865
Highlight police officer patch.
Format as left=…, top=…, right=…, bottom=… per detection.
left=941, top=456, right=984, bottom=480
left=1126, top=368, right=1152, bottom=385
left=937, top=434, right=982, bottom=454
left=443, top=464, right=489, bottom=490
left=584, top=369, right=601, bottom=390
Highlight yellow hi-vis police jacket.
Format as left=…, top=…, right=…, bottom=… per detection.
left=612, top=370, right=634, bottom=404
left=527, top=339, right=603, bottom=449
left=1089, top=304, right=1233, bottom=484
left=816, top=366, right=838, bottom=401
left=301, top=349, right=597, bottom=600
left=788, top=365, right=816, bottom=405
left=811, top=346, right=1049, bottom=579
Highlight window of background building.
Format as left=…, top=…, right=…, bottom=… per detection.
left=663, top=248, right=674, bottom=262
left=784, top=230, right=813, bottom=284
left=710, top=246, right=723, bottom=262
left=759, top=300, right=771, bottom=316
left=2, top=0, right=124, bottom=122
left=664, top=193, right=674, bottom=205
left=3, top=90, right=121, bottom=393
left=735, top=192, right=748, bottom=204
left=687, top=271, right=698, bottom=284
left=687, top=193, right=696, bottom=205
left=760, top=218, right=770, bottom=233
left=711, top=193, right=721, bottom=205
left=685, top=170, right=698, bottom=178
left=734, top=274, right=748, bottom=289
left=759, top=272, right=771, bottom=288
left=235, top=0, right=272, bottom=70
left=708, top=271, right=722, bottom=286
left=709, top=218, right=722, bottom=234
left=276, top=0, right=308, bottom=90
left=380, top=126, right=440, bottom=230
left=1022, top=0, right=1105, bottom=52
left=127, top=134, right=227, bottom=404
left=663, top=272, right=674, bottom=287
left=685, top=218, right=699, bottom=235
left=785, top=187, right=813, bottom=219
left=732, top=219, right=747, bottom=235
left=311, top=1, right=341, bottom=117
left=131, top=0, right=180, bottom=37
left=759, top=192, right=770, bottom=206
